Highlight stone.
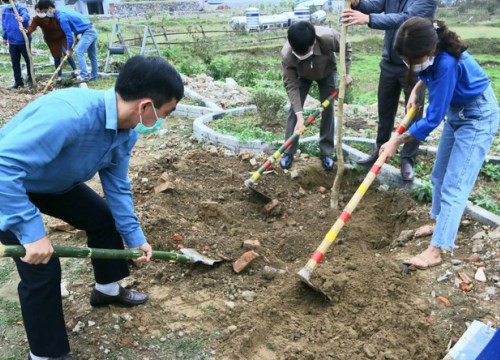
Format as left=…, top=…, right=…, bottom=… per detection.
left=414, top=224, right=434, bottom=238
left=241, top=290, right=256, bottom=302
left=475, top=267, right=487, bottom=282
left=242, top=239, right=261, bottom=249
left=451, top=259, right=462, bottom=266
left=261, top=265, right=286, bottom=280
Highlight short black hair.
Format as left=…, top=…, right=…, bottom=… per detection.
left=115, top=56, right=184, bottom=108
left=287, top=21, right=316, bottom=55
left=36, top=0, right=55, bottom=10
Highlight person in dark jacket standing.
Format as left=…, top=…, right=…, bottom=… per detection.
left=342, top=0, right=438, bottom=181
left=1, top=0, right=33, bottom=89
left=280, top=21, right=352, bottom=171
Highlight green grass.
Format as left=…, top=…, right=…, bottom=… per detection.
left=0, top=262, right=14, bottom=285
left=0, top=298, right=22, bottom=326
left=211, top=114, right=279, bottom=142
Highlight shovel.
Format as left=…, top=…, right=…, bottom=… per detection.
left=297, top=107, right=418, bottom=300
left=0, top=244, right=222, bottom=266
left=244, top=90, right=338, bottom=202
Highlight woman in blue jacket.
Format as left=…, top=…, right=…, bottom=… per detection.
left=1, top=0, right=33, bottom=89
left=380, top=17, right=499, bottom=270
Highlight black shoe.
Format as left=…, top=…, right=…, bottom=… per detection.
left=401, top=159, right=415, bottom=182
left=27, top=81, right=33, bottom=89
left=280, top=153, right=293, bottom=170
left=7, top=82, right=23, bottom=90
left=90, top=285, right=148, bottom=307
left=355, top=148, right=379, bottom=168
left=321, top=155, right=335, bottom=171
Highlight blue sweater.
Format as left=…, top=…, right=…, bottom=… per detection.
left=55, top=7, right=92, bottom=49
left=355, top=0, right=437, bottom=66
left=1, top=3, right=31, bottom=45
left=409, top=51, right=491, bottom=141
left=0, top=88, right=146, bottom=248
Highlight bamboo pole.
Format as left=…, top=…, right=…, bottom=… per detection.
left=330, top=0, right=351, bottom=209
left=298, top=107, right=417, bottom=281
left=0, top=244, right=191, bottom=262
left=8, top=0, right=36, bottom=87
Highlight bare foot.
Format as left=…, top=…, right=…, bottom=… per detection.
left=403, top=245, right=442, bottom=270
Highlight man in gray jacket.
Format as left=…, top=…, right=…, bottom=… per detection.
left=280, top=21, right=352, bottom=171
left=342, top=0, right=438, bottom=181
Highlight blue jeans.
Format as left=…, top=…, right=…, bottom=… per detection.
left=430, top=85, right=499, bottom=249
left=54, top=51, right=77, bottom=77
left=75, top=27, right=98, bottom=80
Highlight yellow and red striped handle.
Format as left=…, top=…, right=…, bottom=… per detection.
left=302, top=107, right=417, bottom=272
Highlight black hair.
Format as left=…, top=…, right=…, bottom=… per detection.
left=394, top=17, right=467, bottom=62
left=287, top=21, right=316, bottom=55
left=36, top=0, right=55, bottom=10
left=115, top=56, right=184, bottom=108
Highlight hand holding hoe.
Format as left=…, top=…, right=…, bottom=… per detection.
left=297, top=107, right=418, bottom=300
left=244, top=90, right=338, bottom=202
left=0, top=244, right=221, bottom=266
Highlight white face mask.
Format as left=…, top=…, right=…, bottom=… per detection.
left=36, top=12, right=47, bottom=18
left=292, top=48, right=314, bottom=61
left=403, top=56, right=435, bottom=72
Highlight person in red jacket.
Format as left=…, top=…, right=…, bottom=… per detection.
left=25, top=3, right=78, bottom=82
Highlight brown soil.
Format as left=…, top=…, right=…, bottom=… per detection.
left=0, top=88, right=498, bottom=360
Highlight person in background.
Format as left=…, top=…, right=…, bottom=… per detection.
left=280, top=21, right=352, bottom=171
left=1, top=0, right=33, bottom=89
left=36, top=0, right=98, bottom=82
left=381, top=17, right=498, bottom=270
left=0, top=55, right=184, bottom=360
left=342, top=0, right=438, bottom=181
left=25, top=2, right=78, bottom=82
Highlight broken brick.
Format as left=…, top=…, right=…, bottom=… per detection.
left=458, top=272, right=473, bottom=284
left=436, top=296, right=451, bottom=307
left=154, top=181, right=174, bottom=194
left=233, top=251, right=259, bottom=273
left=171, top=233, right=183, bottom=242
left=264, top=199, right=280, bottom=213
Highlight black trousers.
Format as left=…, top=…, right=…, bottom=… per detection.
left=9, top=43, right=33, bottom=85
left=285, top=73, right=336, bottom=156
left=0, top=184, right=129, bottom=357
left=376, top=60, right=425, bottom=165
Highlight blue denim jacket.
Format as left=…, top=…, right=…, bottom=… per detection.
left=1, top=3, right=31, bottom=45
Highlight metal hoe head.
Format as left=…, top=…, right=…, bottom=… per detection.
left=244, top=179, right=272, bottom=203
left=180, top=248, right=223, bottom=266
left=297, top=266, right=332, bottom=301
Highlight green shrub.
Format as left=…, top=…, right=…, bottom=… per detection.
left=251, top=87, right=287, bottom=126
left=208, top=56, right=235, bottom=80
left=410, top=180, right=432, bottom=204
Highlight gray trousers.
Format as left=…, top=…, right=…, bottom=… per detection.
left=377, top=59, right=425, bottom=165
left=285, top=73, right=336, bottom=156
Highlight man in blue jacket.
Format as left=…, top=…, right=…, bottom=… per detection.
left=342, top=0, right=438, bottom=181
left=37, top=0, right=98, bottom=82
left=2, top=0, right=33, bottom=89
left=0, top=55, right=183, bottom=360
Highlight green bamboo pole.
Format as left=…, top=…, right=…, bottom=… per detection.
left=0, top=244, right=191, bottom=262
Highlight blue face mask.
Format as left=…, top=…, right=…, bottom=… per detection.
left=46, top=12, right=54, bottom=18
left=133, top=105, right=165, bottom=135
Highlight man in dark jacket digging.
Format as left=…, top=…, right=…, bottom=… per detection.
left=342, top=0, right=438, bottom=181
left=0, top=55, right=183, bottom=360
left=280, top=21, right=352, bottom=171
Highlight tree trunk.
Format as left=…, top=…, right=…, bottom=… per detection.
left=330, top=0, right=350, bottom=209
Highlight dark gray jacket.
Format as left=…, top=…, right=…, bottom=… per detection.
left=355, top=0, right=438, bottom=66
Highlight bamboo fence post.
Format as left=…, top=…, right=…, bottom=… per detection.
left=330, top=0, right=350, bottom=209
left=8, top=0, right=36, bottom=87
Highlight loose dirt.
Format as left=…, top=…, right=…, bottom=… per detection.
left=0, top=87, right=498, bottom=360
